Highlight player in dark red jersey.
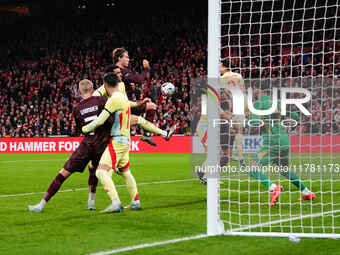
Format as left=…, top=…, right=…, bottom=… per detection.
left=93, top=66, right=176, bottom=141
left=112, top=47, right=160, bottom=146
left=28, top=79, right=115, bottom=212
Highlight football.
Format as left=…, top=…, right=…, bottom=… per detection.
left=161, top=82, right=175, bottom=96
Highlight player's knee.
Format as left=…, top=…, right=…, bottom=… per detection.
left=95, top=169, right=104, bottom=179
left=59, top=168, right=71, bottom=178
left=96, top=164, right=111, bottom=178
left=146, top=102, right=156, bottom=110
left=88, top=161, right=93, bottom=169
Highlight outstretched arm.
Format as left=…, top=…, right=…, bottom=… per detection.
left=82, top=109, right=111, bottom=133
left=124, top=70, right=148, bottom=84
left=93, top=84, right=108, bottom=97
left=123, top=60, right=150, bottom=83
left=129, top=97, right=151, bottom=108
left=82, top=94, right=123, bottom=133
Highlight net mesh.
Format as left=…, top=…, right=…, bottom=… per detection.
left=218, top=0, right=340, bottom=235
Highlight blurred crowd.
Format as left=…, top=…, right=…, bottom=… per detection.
left=218, top=23, right=340, bottom=135
left=0, top=12, right=203, bottom=137
left=0, top=10, right=339, bottom=138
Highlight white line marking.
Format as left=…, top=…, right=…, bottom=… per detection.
left=0, top=178, right=197, bottom=198
left=88, top=234, right=208, bottom=255
left=88, top=209, right=340, bottom=255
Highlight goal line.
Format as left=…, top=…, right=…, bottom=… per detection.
left=89, top=209, right=340, bottom=255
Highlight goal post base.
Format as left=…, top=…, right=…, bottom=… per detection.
left=207, top=220, right=225, bottom=236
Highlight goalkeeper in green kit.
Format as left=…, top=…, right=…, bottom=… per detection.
left=248, top=87, right=315, bottom=206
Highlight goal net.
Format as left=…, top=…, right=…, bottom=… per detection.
left=205, top=0, right=340, bottom=238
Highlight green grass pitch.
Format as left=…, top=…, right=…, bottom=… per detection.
left=0, top=153, right=339, bottom=255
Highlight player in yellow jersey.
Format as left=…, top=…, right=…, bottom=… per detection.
left=220, top=62, right=246, bottom=168
left=93, top=66, right=176, bottom=143
left=82, top=72, right=139, bottom=213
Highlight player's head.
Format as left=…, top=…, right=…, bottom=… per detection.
left=103, top=72, right=120, bottom=96
left=259, top=80, right=270, bottom=96
left=254, top=81, right=270, bottom=99
left=253, top=88, right=261, bottom=100
left=105, top=65, right=123, bottom=81
left=113, top=67, right=122, bottom=81
left=219, top=59, right=229, bottom=75
left=78, top=79, right=94, bottom=98
left=112, top=47, right=129, bottom=67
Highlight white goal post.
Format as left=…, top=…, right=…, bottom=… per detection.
left=207, top=0, right=340, bottom=238
left=207, top=0, right=224, bottom=236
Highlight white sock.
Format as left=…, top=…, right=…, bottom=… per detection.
left=269, top=183, right=277, bottom=192
left=132, top=200, right=140, bottom=205
left=112, top=197, right=121, bottom=206
left=161, top=130, right=167, bottom=138
left=88, top=192, right=95, bottom=201
left=39, top=199, right=46, bottom=209
left=302, top=187, right=311, bottom=196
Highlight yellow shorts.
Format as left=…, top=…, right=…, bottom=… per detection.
left=99, top=138, right=130, bottom=170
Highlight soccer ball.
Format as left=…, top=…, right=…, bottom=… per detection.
left=161, top=82, right=175, bottom=96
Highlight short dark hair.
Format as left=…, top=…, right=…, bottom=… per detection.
left=112, top=47, right=127, bottom=64
left=103, top=72, right=119, bottom=87
left=105, top=64, right=120, bottom=73
left=221, top=59, right=230, bottom=68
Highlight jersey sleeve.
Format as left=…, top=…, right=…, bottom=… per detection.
left=82, top=110, right=110, bottom=134
left=129, top=101, right=138, bottom=108
left=118, top=82, right=126, bottom=95
left=82, top=93, right=124, bottom=134
left=117, top=82, right=137, bottom=108
left=93, top=85, right=109, bottom=98
left=123, top=68, right=148, bottom=83
left=105, top=93, right=125, bottom=113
